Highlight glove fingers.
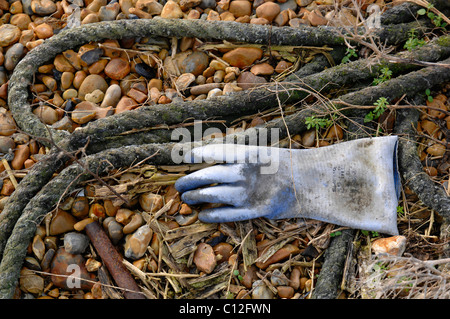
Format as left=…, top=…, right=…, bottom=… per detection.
left=180, top=184, right=247, bottom=206
left=175, top=164, right=245, bottom=193
left=198, top=206, right=262, bottom=223
left=186, top=144, right=274, bottom=164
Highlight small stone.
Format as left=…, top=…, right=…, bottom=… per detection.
left=31, top=0, right=57, bottom=15
left=139, top=192, right=163, bottom=212
left=34, top=23, right=53, bottom=39
left=178, top=51, right=210, bottom=76
left=78, top=74, right=109, bottom=100
left=237, top=71, right=267, bottom=90
left=101, top=84, right=122, bottom=108
left=0, top=110, right=17, bottom=136
left=372, top=235, right=407, bottom=257
left=115, top=208, right=134, bottom=224
left=127, top=88, right=148, bottom=103
left=223, top=82, right=242, bottom=95
left=24, top=256, right=41, bottom=271
left=72, top=70, right=87, bottom=89
left=207, top=88, right=223, bottom=98
left=306, top=9, right=328, bottom=26
left=85, top=89, right=105, bottom=104
left=275, top=60, right=293, bottom=73
left=135, top=0, right=163, bottom=16
left=193, top=242, right=217, bottom=274
left=71, top=196, right=90, bottom=218
left=174, top=210, right=198, bottom=226
left=160, top=0, right=183, bottom=19
left=10, top=13, right=31, bottom=30
left=124, top=225, right=153, bottom=260
left=62, top=89, right=78, bottom=100
left=0, top=136, right=15, bottom=153
left=134, top=62, right=156, bottom=79
left=270, top=269, right=290, bottom=286
left=213, top=242, right=233, bottom=264
left=4, top=42, right=23, bottom=71
left=223, top=47, right=263, bottom=69
left=255, top=243, right=300, bottom=269
left=289, top=267, right=301, bottom=290
left=176, top=73, right=196, bottom=91
left=54, top=54, right=76, bottom=73
left=179, top=0, right=201, bottom=10
left=85, top=258, right=102, bottom=272
left=190, top=83, right=223, bottom=95
left=89, top=203, right=106, bottom=220
left=229, top=0, right=252, bottom=17
left=32, top=234, right=46, bottom=261
left=60, top=72, right=74, bottom=91
left=274, top=9, right=290, bottom=26
left=255, top=2, right=280, bottom=22
left=98, top=2, right=120, bottom=21
left=301, top=129, right=315, bottom=147
left=20, top=268, right=44, bottom=295
left=71, top=102, right=97, bottom=124
left=80, top=47, right=104, bottom=66
left=296, top=0, right=312, bottom=6
left=64, top=232, right=90, bottom=254
left=0, top=24, right=21, bottom=47
left=115, top=96, right=138, bottom=114
left=250, top=62, right=274, bottom=76
left=49, top=209, right=78, bottom=235
left=106, top=219, right=123, bottom=244
left=11, top=144, right=29, bottom=170
left=277, top=286, right=294, bottom=298
left=199, top=0, right=216, bottom=9
left=252, top=280, right=274, bottom=299
left=9, top=1, right=23, bottom=14
left=89, top=60, right=109, bottom=75
left=104, top=58, right=131, bottom=80
left=122, top=213, right=144, bottom=234
left=50, top=247, right=96, bottom=290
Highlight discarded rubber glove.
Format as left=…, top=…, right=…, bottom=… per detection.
left=175, top=136, right=401, bottom=235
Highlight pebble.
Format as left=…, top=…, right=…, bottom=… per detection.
left=31, top=0, right=57, bottom=15
left=104, top=58, right=131, bottom=80
left=270, top=269, right=290, bottom=286
left=0, top=110, right=17, bottom=136
left=250, top=62, right=274, bottom=76
left=229, top=0, right=252, bottom=17
left=289, top=267, right=301, bottom=290
left=101, top=84, right=122, bottom=107
left=115, top=96, right=138, bottom=113
left=176, top=73, right=196, bottom=91
left=0, top=136, right=15, bottom=153
left=80, top=47, right=104, bottom=66
left=223, top=47, right=263, bottom=69
left=20, top=268, right=44, bottom=295
left=34, top=23, right=53, bottom=39
left=64, top=232, right=90, bottom=254
left=160, top=0, right=183, bottom=19
left=98, top=2, right=120, bottom=21
left=71, top=101, right=97, bottom=124
left=178, top=51, right=209, bottom=76
left=237, top=71, right=267, bottom=90
left=277, top=286, right=294, bottom=298
left=71, top=196, right=89, bottom=218
left=24, top=256, right=41, bottom=271
left=255, top=2, right=280, bottom=22
left=124, top=224, right=153, bottom=260
left=371, top=235, right=407, bottom=256
left=11, top=144, right=29, bottom=170
left=50, top=247, right=96, bottom=290
left=213, top=242, right=233, bottom=264
left=54, top=54, right=76, bottom=73
left=78, top=74, right=109, bottom=100
left=190, top=83, right=223, bottom=95
left=32, top=234, right=45, bottom=261
left=301, top=129, right=316, bottom=147
left=0, top=24, right=21, bottom=47
left=33, top=105, right=59, bottom=125
left=134, top=62, right=156, bottom=79
left=10, top=13, right=31, bottom=30
left=139, top=192, right=163, bottom=212
left=193, top=242, right=217, bottom=274
left=255, top=243, right=300, bottom=269
left=85, top=89, right=105, bottom=104
left=252, top=280, right=274, bottom=299
left=49, top=209, right=78, bottom=235
left=106, top=218, right=124, bottom=244
left=207, top=87, right=223, bottom=98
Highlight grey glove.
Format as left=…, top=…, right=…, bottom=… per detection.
left=175, top=136, right=401, bottom=235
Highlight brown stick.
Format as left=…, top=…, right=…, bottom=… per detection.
left=84, top=221, right=146, bottom=299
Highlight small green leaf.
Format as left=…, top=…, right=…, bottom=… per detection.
left=417, top=8, right=426, bottom=15
left=428, top=95, right=434, bottom=102
left=425, top=88, right=431, bottom=95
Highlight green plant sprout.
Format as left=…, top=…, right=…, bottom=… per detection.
left=425, top=88, right=433, bottom=102
left=341, top=47, right=358, bottom=64
left=403, top=29, right=426, bottom=51
left=305, top=116, right=333, bottom=131
left=417, top=4, right=448, bottom=29
left=364, top=97, right=389, bottom=123
left=373, top=67, right=392, bottom=85
left=361, top=230, right=380, bottom=237
left=397, top=205, right=405, bottom=217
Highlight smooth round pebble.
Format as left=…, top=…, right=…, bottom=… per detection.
left=64, top=232, right=90, bottom=254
